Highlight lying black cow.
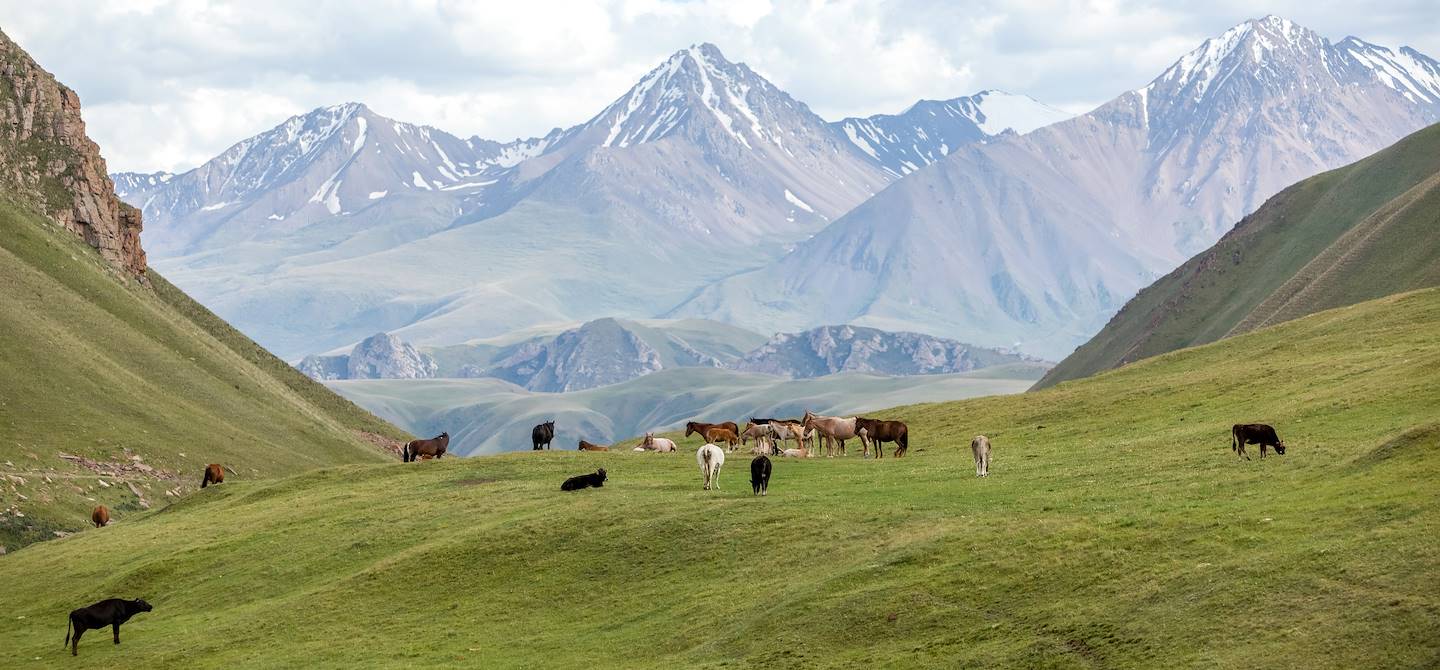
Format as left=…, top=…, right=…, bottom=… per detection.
left=65, top=598, right=152, bottom=656
left=561, top=468, right=606, bottom=491
left=750, top=455, right=771, bottom=496
left=1232, top=423, right=1286, bottom=460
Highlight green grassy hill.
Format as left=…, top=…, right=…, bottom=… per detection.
left=3, top=288, right=1436, bottom=668
left=1037, top=122, right=1440, bottom=389
left=329, top=363, right=1046, bottom=455
left=0, top=201, right=409, bottom=549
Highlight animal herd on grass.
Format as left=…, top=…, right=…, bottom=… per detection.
left=59, top=418, right=1286, bottom=656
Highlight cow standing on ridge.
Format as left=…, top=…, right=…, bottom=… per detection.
left=533, top=421, right=555, bottom=450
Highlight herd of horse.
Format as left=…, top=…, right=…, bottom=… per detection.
left=674, top=411, right=910, bottom=459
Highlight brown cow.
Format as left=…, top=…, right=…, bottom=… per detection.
left=577, top=440, right=610, bottom=451
left=855, top=418, right=909, bottom=458
left=200, top=464, right=225, bottom=488
left=91, top=506, right=110, bottom=528
left=1232, top=424, right=1286, bottom=460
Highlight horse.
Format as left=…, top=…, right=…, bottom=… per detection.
left=705, top=426, right=741, bottom=451
left=971, top=435, right=992, bottom=476
left=403, top=432, right=450, bottom=462
left=770, top=421, right=809, bottom=453
left=686, top=421, right=739, bottom=440
left=741, top=422, right=778, bottom=454
left=855, top=418, right=910, bottom=458
left=635, top=433, right=678, bottom=453
left=577, top=440, right=609, bottom=452
left=91, top=506, right=109, bottom=528
left=802, top=411, right=859, bottom=457
left=532, top=421, right=555, bottom=450
left=200, top=463, right=225, bottom=488
left=697, top=444, right=725, bottom=490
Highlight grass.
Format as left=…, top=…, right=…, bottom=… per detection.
left=1, top=287, right=1436, bottom=668
left=1038, top=122, right=1440, bottom=389
left=0, top=200, right=405, bottom=549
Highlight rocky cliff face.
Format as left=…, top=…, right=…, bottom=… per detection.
left=0, top=29, right=145, bottom=276
left=484, top=318, right=664, bottom=392
left=297, top=333, right=437, bottom=380
left=734, top=325, right=1034, bottom=378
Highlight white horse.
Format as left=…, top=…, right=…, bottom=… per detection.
left=971, top=435, right=991, bottom=477
left=634, top=432, right=677, bottom=453
left=697, top=443, right=725, bottom=490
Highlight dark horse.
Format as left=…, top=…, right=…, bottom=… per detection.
left=855, top=418, right=909, bottom=458
left=532, top=421, right=555, bottom=450
left=403, top=432, right=450, bottom=462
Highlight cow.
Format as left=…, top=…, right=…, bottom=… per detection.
left=561, top=468, right=607, bottom=491
left=65, top=598, right=152, bottom=656
left=750, top=455, right=772, bottom=496
left=1232, top=424, right=1286, bottom=460
left=200, top=463, right=225, bottom=488
left=532, top=421, right=555, bottom=450
left=403, top=433, right=449, bottom=462
left=577, top=440, right=609, bottom=451
left=971, top=435, right=992, bottom=477
left=697, top=444, right=725, bottom=490
left=91, top=506, right=110, bottom=528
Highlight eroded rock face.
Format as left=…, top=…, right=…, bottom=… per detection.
left=485, top=318, right=664, bottom=392
left=346, top=333, right=437, bottom=380
left=297, top=355, right=349, bottom=381
left=0, top=29, right=146, bottom=276
left=734, top=325, right=1031, bottom=378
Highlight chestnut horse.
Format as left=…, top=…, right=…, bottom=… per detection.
left=705, top=427, right=741, bottom=451
left=855, top=418, right=909, bottom=458
left=578, top=440, right=609, bottom=451
left=403, top=432, right=450, bottom=462
left=686, top=421, right=739, bottom=441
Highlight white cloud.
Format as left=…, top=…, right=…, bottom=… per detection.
left=2, top=0, right=1436, bottom=173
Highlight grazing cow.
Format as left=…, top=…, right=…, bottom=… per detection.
left=971, top=435, right=992, bottom=477
left=1232, top=424, right=1286, bottom=460
left=705, top=427, right=741, bottom=451
left=91, top=506, right=110, bottom=528
left=577, top=440, right=609, bottom=452
left=532, top=421, right=556, bottom=451
left=855, top=418, right=910, bottom=458
left=686, top=421, right=740, bottom=441
left=750, top=455, right=772, bottom=496
left=802, top=411, right=859, bottom=457
left=200, top=463, right=225, bottom=488
left=403, top=433, right=450, bottom=462
left=697, top=444, right=725, bottom=490
left=561, top=468, right=607, bottom=491
left=634, top=433, right=678, bottom=453
left=65, top=598, right=152, bottom=656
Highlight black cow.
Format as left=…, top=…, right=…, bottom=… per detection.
left=532, top=421, right=555, bottom=451
left=561, top=468, right=607, bottom=491
left=750, top=455, right=771, bottom=496
left=65, top=598, right=152, bottom=656
left=1232, top=423, right=1287, bottom=460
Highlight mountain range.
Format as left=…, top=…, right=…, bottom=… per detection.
left=114, top=16, right=1440, bottom=363
left=114, top=45, right=1073, bottom=359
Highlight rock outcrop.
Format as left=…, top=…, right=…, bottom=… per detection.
left=0, top=29, right=145, bottom=276
left=484, top=318, right=663, bottom=392
left=734, top=325, right=1034, bottom=378
left=346, top=333, right=437, bottom=380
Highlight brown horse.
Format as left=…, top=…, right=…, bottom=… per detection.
left=802, top=411, right=858, bottom=457
left=686, top=421, right=739, bottom=440
left=91, top=506, right=110, bottom=528
left=855, top=418, right=909, bottom=458
left=704, top=426, right=741, bottom=451
left=578, top=440, right=610, bottom=451
left=200, top=464, right=225, bottom=488
left=403, top=432, right=450, bottom=462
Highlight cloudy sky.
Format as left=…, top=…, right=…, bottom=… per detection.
left=3, top=0, right=1437, bottom=173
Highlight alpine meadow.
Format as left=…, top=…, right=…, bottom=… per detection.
left=1, top=4, right=1437, bottom=669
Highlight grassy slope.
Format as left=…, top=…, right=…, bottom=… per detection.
left=2, top=288, right=1436, bottom=668
left=329, top=363, right=1047, bottom=455
left=0, top=202, right=405, bottom=549
left=1037, top=122, right=1440, bottom=389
